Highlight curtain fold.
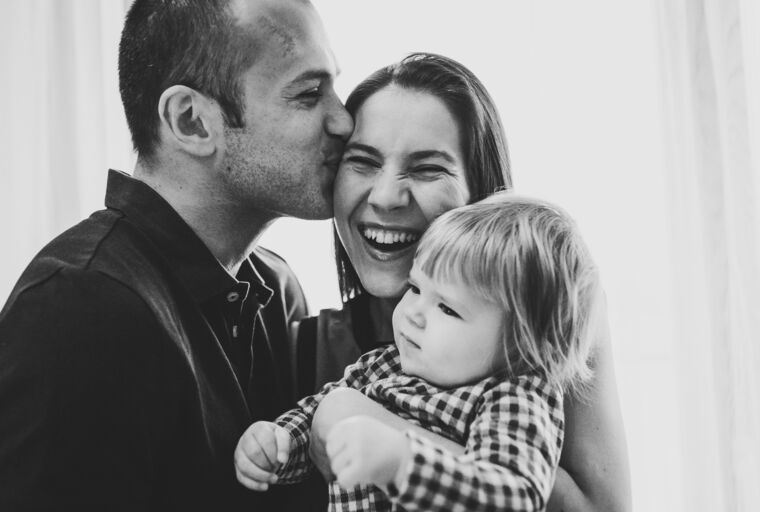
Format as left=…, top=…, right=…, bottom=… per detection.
left=655, top=0, right=760, bottom=509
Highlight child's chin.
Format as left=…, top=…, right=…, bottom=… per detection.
left=399, top=358, right=435, bottom=383
left=398, top=357, right=420, bottom=377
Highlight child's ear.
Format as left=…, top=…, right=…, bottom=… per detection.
left=157, top=85, right=218, bottom=158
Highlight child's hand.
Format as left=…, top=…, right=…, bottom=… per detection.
left=234, top=421, right=292, bottom=491
left=325, top=416, right=410, bottom=489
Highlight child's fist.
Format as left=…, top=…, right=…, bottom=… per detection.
left=325, top=416, right=409, bottom=489
left=234, top=421, right=292, bottom=491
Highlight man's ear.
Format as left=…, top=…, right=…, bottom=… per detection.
left=157, top=85, right=220, bottom=158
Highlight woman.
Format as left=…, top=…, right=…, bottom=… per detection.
left=294, top=53, right=631, bottom=512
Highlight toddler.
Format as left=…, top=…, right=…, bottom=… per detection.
left=235, top=193, right=600, bottom=512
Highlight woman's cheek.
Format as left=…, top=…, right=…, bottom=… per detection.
left=417, top=181, right=470, bottom=221
left=333, top=168, right=359, bottom=217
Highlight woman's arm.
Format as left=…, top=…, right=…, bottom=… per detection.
left=547, top=304, right=632, bottom=512
left=309, top=388, right=465, bottom=479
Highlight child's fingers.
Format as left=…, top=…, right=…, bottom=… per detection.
left=335, top=466, right=359, bottom=489
left=249, top=428, right=278, bottom=470
left=328, top=444, right=352, bottom=478
left=235, top=466, right=271, bottom=492
left=325, top=428, right=345, bottom=461
left=234, top=447, right=279, bottom=484
left=273, top=426, right=292, bottom=465
left=240, top=430, right=277, bottom=471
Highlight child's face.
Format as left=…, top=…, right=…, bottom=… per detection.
left=392, top=264, right=506, bottom=388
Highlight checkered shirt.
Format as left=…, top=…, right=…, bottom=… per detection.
left=275, top=344, right=564, bottom=512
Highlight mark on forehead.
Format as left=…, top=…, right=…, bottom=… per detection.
left=257, top=15, right=296, bottom=57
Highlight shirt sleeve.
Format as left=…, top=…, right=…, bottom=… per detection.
left=386, top=376, right=564, bottom=512
left=0, top=268, right=176, bottom=510
left=274, top=347, right=397, bottom=483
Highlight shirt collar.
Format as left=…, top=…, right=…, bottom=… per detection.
left=104, top=169, right=272, bottom=306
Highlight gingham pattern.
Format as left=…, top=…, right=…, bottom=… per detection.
left=275, top=345, right=564, bottom=512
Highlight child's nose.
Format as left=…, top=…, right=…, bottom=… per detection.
left=405, top=301, right=426, bottom=329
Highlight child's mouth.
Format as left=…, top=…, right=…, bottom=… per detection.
left=398, top=331, right=421, bottom=349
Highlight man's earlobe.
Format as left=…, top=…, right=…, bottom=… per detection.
left=158, top=85, right=217, bottom=157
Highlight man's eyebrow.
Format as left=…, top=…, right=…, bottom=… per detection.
left=407, top=150, right=457, bottom=163
left=289, top=69, right=333, bottom=85
left=344, top=142, right=383, bottom=159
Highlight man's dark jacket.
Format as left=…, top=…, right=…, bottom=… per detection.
left=0, top=170, right=309, bottom=510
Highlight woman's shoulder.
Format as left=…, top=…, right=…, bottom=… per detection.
left=297, top=297, right=358, bottom=346
left=293, top=298, right=364, bottom=396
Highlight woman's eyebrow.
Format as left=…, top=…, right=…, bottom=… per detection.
left=344, top=142, right=382, bottom=159
left=408, top=150, right=456, bottom=163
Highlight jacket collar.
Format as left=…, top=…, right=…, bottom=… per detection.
left=104, top=169, right=272, bottom=305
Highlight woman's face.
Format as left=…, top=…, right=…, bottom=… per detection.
left=334, top=85, right=471, bottom=298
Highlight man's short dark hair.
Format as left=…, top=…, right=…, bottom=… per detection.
left=118, top=0, right=259, bottom=158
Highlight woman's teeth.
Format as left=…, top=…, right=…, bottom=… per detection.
left=361, top=227, right=420, bottom=250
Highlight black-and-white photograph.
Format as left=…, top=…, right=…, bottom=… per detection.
left=1, top=1, right=759, bottom=510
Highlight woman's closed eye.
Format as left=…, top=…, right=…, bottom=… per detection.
left=411, top=165, right=453, bottom=180
left=344, top=155, right=381, bottom=172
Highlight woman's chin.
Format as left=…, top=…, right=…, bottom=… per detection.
left=361, top=279, right=407, bottom=299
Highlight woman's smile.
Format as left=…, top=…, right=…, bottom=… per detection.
left=355, top=222, right=423, bottom=260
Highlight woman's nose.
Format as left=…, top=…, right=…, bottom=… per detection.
left=367, top=169, right=410, bottom=211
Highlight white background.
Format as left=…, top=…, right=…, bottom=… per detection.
left=5, top=1, right=759, bottom=510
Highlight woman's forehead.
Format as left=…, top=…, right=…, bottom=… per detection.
left=350, top=86, right=464, bottom=157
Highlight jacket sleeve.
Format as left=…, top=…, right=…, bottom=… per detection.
left=386, top=376, right=565, bottom=512
left=0, top=268, right=175, bottom=511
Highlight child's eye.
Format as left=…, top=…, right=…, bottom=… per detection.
left=407, top=283, right=420, bottom=295
left=438, top=303, right=461, bottom=318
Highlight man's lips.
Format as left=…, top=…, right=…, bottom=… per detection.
left=322, top=145, right=344, bottom=168
left=322, top=159, right=341, bottom=173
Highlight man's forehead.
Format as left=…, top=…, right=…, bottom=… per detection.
left=232, top=0, right=336, bottom=74
left=232, top=0, right=309, bottom=49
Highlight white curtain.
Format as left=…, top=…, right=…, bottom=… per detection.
left=655, top=0, right=760, bottom=509
left=1, top=1, right=759, bottom=510
left=0, top=0, right=134, bottom=302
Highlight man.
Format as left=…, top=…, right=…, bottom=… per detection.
left=0, top=0, right=351, bottom=509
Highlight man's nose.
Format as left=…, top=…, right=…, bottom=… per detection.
left=326, top=99, right=354, bottom=141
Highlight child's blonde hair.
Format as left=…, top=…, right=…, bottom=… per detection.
left=414, top=192, right=599, bottom=391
